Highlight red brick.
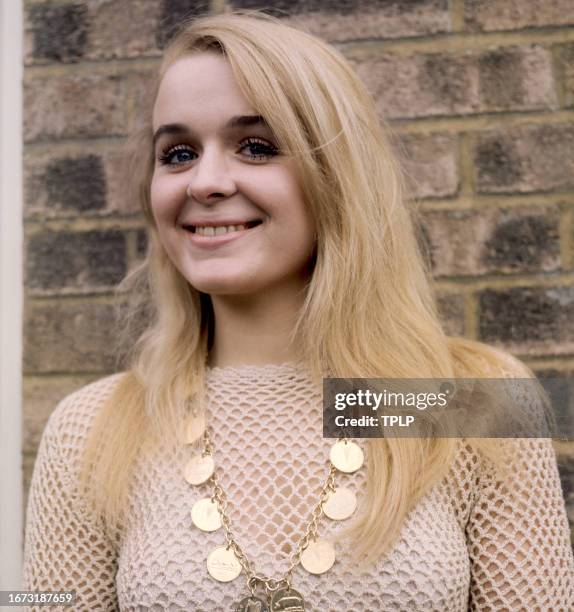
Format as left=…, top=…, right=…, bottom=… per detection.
left=85, top=0, right=161, bottom=60
left=24, top=71, right=129, bottom=142
left=465, top=0, right=574, bottom=32
left=22, top=453, right=36, bottom=523
left=423, top=207, right=561, bottom=277
left=479, top=286, right=574, bottom=356
left=350, top=45, right=555, bottom=120
left=473, top=124, right=574, bottom=194
left=230, top=0, right=451, bottom=42
left=395, top=132, right=459, bottom=199
left=26, top=229, right=127, bottom=291
left=557, top=44, right=574, bottom=109
left=24, top=144, right=141, bottom=217
left=436, top=292, right=465, bottom=336
left=25, top=3, right=88, bottom=64
left=23, top=300, right=121, bottom=374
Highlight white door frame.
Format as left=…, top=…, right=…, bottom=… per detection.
left=0, top=0, right=23, bottom=593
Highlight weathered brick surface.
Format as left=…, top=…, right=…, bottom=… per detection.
left=230, top=0, right=451, bottom=41
left=23, top=300, right=121, bottom=373
left=22, top=453, right=36, bottom=522
left=557, top=44, right=574, bottom=109
left=25, top=153, right=107, bottom=214
left=423, top=207, right=561, bottom=277
left=473, top=124, right=574, bottom=194
left=350, top=45, right=556, bottom=120
left=19, top=0, right=574, bottom=540
left=156, top=0, right=211, bottom=49
left=85, top=0, right=161, bottom=60
left=479, top=286, right=574, bottom=355
left=24, top=144, right=140, bottom=216
left=126, top=67, right=159, bottom=133
left=436, top=292, right=465, bottom=336
left=24, top=71, right=129, bottom=142
left=465, top=0, right=574, bottom=32
left=533, top=368, right=574, bottom=441
left=26, top=229, right=127, bottom=291
left=136, top=229, right=149, bottom=258
left=26, top=3, right=88, bottom=63
left=395, top=132, right=459, bottom=199
left=22, top=375, right=97, bottom=454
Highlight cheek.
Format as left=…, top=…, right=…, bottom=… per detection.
left=150, top=175, right=184, bottom=225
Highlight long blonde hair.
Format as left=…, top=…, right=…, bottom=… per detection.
left=80, top=9, right=540, bottom=568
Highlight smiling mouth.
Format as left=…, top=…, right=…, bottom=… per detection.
left=183, top=220, right=263, bottom=237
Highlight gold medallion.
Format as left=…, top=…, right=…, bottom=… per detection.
left=300, top=538, right=335, bottom=574
left=322, top=486, right=357, bottom=521
left=329, top=440, right=364, bottom=473
left=233, top=596, right=269, bottom=611
left=185, top=413, right=206, bottom=443
left=184, top=454, right=215, bottom=485
left=191, top=497, right=222, bottom=532
left=269, top=587, right=305, bottom=611
left=206, top=545, right=242, bottom=582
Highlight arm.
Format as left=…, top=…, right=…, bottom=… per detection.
left=21, top=392, right=120, bottom=611
left=466, top=436, right=574, bottom=611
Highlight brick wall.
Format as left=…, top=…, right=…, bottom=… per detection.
left=22, top=0, right=574, bottom=544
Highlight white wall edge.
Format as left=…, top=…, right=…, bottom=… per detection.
left=0, top=0, right=24, bottom=596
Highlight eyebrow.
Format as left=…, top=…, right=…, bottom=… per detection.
left=152, top=115, right=269, bottom=147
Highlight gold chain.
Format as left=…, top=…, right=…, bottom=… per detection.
left=202, top=424, right=339, bottom=600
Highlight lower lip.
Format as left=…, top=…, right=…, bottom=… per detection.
left=183, top=223, right=262, bottom=249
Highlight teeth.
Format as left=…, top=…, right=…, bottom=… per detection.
left=194, top=223, right=248, bottom=237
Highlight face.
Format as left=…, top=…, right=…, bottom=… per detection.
left=150, top=52, right=317, bottom=297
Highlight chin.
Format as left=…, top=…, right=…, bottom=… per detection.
left=185, top=274, right=262, bottom=297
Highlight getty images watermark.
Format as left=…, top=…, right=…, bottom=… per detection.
left=322, top=377, right=573, bottom=439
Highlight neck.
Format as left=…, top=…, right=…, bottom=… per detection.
left=207, top=280, right=308, bottom=368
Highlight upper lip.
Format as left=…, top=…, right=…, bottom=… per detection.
left=181, top=218, right=261, bottom=228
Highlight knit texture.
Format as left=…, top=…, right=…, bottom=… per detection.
left=22, top=361, right=574, bottom=611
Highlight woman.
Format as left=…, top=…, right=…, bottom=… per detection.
left=22, top=10, right=573, bottom=611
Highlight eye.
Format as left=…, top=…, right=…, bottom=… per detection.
left=156, top=137, right=280, bottom=167
left=157, top=144, right=195, bottom=166
left=239, top=137, right=279, bottom=161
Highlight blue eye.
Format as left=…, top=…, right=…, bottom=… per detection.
left=240, top=138, right=279, bottom=160
left=157, top=145, right=195, bottom=165
left=157, top=138, right=279, bottom=166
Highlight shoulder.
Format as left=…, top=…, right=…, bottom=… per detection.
left=481, top=345, right=533, bottom=379
left=41, top=372, right=127, bottom=460
left=448, top=337, right=533, bottom=379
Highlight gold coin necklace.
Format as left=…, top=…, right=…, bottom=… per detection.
left=183, top=408, right=365, bottom=611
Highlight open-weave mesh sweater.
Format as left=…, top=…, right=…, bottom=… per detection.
left=22, top=361, right=574, bottom=611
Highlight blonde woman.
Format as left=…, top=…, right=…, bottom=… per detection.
left=22, top=10, right=573, bottom=611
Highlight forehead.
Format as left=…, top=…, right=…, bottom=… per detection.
left=152, top=52, right=256, bottom=129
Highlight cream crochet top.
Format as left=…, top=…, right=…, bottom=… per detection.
left=22, top=362, right=574, bottom=611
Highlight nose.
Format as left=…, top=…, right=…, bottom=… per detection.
left=186, top=145, right=237, bottom=205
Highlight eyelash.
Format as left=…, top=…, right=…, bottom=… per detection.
left=157, top=138, right=279, bottom=166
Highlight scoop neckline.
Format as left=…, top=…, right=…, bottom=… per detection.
left=205, top=360, right=305, bottom=374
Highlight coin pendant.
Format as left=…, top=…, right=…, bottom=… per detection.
left=191, top=497, right=221, bottom=532
left=233, top=596, right=269, bottom=612
left=206, top=545, right=241, bottom=582
left=329, top=440, right=364, bottom=473
left=269, top=587, right=305, bottom=611
left=300, top=538, right=336, bottom=575
left=322, top=486, right=357, bottom=520
left=185, top=413, right=206, bottom=443
left=184, top=454, right=215, bottom=485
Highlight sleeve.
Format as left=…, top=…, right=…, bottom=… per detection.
left=466, top=436, right=574, bottom=611
left=21, top=393, right=120, bottom=611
